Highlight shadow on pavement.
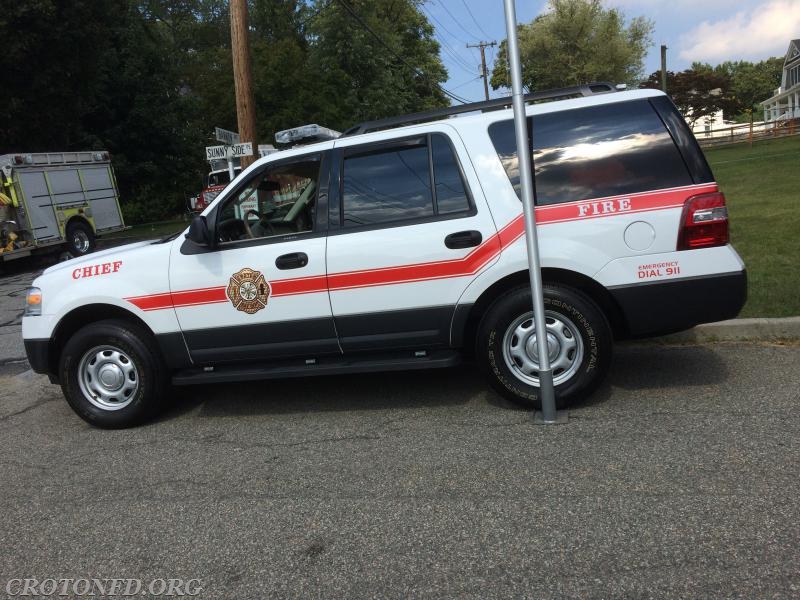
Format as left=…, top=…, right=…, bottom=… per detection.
left=156, top=343, right=729, bottom=423
left=612, top=342, right=728, bottom=389
left=158, top=364, right=483, bottom=423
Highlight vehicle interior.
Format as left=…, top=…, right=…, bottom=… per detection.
left=216, top=160, right=318, bottom=243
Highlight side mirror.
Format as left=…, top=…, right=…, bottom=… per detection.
left=185, top=215, right=211, bottom=246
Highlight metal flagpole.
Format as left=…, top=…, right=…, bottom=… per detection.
left=502, top=0, right=566, bottom=424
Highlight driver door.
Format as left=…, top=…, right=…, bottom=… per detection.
left=169, top=152, right=338, bottom=365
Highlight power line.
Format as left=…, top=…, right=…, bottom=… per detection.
left=298, top=0, right=333, bottom=29
left=434, top=0, right=479, bottom=41
left=421, top=6, right=481, bottom=74
left=449, top=76, right=482, bottom=91
left=422, top=6, right=471, bottom=46
left=439, top=42, right=479, bottom=76
left=335, top=0, right=469, bottom=104
left=432, top=29, right=479, bottom=73
left=460, top=0, right=492, bottom=40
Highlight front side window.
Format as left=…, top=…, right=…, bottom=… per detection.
left=340, top=133, right=471, bottom=228
left=216, top=157, right=319, bottom=243
left=489, top=100, right=693, bottom=205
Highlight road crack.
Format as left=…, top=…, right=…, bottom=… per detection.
left=0, top=397, right=58, bottom=422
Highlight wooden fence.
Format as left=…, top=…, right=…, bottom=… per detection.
left=696, top=118, right=800, bottom=148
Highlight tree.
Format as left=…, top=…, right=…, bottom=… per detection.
left=0, top=1, right=215, bottom=221
left=306, top=0, right=449, bottom=131
left=0, top=1, right=130, bottom=150
left=641, top=68, right=734, bottom=127
left=0, top=0, right=453, bottom=223
left=712, top=58, right=784, bottom=120
left=489, top=0, right=653, bottom=91
left=249, top=0, right=317, bottom=142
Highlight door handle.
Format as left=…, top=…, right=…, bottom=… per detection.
left=275, top=252, right=308, bottom=270
left=444, top=230, right=482, bottom=249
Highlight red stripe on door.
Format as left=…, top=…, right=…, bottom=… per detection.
left=326, top=234, right=501, bottom=291
left=125, top=184, right=717, bottom=311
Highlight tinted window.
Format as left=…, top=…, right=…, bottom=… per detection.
left=488, top=100, right=693, bottom=205
left=341, top=134, right=471, bottom=228
left=343, top=142, right=432, bottom=227
left=432, top=135, right=470, bottom=214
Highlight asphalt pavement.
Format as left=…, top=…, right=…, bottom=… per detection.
left=1, top=342, right=799, bottom=598
left=1, top=255, right=799, bottom=598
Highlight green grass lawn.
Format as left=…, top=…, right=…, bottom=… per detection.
left=705, top=135, right=800, bottom=317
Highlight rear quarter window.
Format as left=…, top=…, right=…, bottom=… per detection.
left=488, top=99, right=694, bottom=205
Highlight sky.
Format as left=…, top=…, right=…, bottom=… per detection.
left=425, top=0, right=800, bottom=104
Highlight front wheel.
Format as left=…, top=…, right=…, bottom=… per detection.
left=477, top=284, right=612, bottom=409
left=59, top=320, right=167, bottom=428
left=65, top=221, right=96, bottom=257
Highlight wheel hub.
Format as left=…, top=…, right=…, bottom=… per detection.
left=502, top=310, right=584, bottom=387
left=525, top=330, right=560, bottom=363
left=77, top=346, right=139, bottom=411
left=97, top=362, right=125, bottom=391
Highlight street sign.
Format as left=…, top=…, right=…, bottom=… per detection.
left=205, top=142, right=253, bottom=161
left=215, top=127, right=240, bottom=145
left=229, top=142, right=253, bottom=157
left=206, top=145, right=229, bottom=161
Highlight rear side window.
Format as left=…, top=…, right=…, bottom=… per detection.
left=341, top=133, right=471, bottom=228
left=488, top=100, right=693, bottom=205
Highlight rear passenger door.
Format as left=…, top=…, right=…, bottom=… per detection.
left=326, top=126, right=498, bottom=354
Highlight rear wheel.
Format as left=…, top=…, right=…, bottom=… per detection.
left=477, top=284, right=612, bottom=409
left=65, top=221, right=96, bottom=257
left=59, top=320, right=167, bottom=428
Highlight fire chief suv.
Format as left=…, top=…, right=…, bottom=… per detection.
left=23, top=83, right=746, bottom=428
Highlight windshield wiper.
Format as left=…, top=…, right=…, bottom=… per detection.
left=154, top=231, right=183, bottom=244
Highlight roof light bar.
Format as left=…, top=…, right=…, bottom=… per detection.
left=275, top=124, right=341, bottom=146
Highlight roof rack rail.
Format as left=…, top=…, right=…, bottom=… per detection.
left=341, top=82, right=618, bottom=137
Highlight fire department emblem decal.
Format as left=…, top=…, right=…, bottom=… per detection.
left=226, top=268, right=270, bottom=314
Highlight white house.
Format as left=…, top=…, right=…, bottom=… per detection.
left=762, top=39, right=800, bottom=122
left=689, top=109, right=728, bottom=136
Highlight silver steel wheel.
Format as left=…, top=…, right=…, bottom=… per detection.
left=77, top=345, right=139, bottom=411
left=71, top=229, right=91, bottom=254
left=501, top=310, right=584, bottom=387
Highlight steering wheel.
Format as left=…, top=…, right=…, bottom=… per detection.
left=243, top=209, right=275, bottom=238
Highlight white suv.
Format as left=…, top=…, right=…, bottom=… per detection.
left=23, top=84, right=746, bottom=427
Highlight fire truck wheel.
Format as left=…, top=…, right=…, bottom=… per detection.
left=477, top=284, right=612, bottom=409
left=59, top=319, right=167, bottom=428
left=66, top=221, right=96, bottom=257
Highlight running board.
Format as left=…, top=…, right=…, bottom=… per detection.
left=171, top=349, right=461, bottom=386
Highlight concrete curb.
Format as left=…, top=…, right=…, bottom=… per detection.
left=656, top=317, right=800, bottom=343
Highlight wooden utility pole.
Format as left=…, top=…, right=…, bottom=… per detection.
left=660, top=44, right=668, bottom=93
left=230, top=0, right=257, bottom=168
left=467, top=41, right=497, bottom=101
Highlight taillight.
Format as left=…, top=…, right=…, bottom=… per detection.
left=677, top=192, right=729, bottom=250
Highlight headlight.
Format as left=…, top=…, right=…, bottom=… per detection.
left=25, top=287, right=42, bottom=316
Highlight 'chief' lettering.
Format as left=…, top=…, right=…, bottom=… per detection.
left=72, top=261, right=122, bottom=280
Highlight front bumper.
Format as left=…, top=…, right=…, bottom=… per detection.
left=24, top=338, right=57, bottom=382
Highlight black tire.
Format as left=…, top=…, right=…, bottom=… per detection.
left=476, top=284, right=612, bottom=409
left=59, top=319, right=167, bottom=428
left=65, top=220, right=96, bottom=257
